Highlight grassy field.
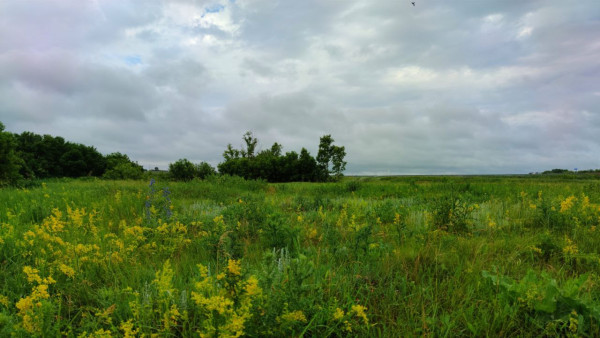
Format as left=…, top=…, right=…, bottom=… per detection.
left=1, top=175, right=600, bottom=336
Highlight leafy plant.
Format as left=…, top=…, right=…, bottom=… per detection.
left=482, top=269, right=600, bottom=335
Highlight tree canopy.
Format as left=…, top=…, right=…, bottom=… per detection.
left=217, top=132, right=346, bottom=182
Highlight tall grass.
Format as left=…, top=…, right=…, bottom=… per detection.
left=0, top=175, right=599, bottom=336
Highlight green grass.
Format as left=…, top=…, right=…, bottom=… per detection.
left=1, top=175, right=599, bottom=336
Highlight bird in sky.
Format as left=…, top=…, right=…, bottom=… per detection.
left=411, top=2, right=415, bottom=6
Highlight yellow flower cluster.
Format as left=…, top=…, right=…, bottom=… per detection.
left=227, top=259, right=242, bottom=276
left=119, top=319, right=139, bottom=338
left=560, top=195, right=576, bottom=213
left=191, top=260, right=263, bottom=337
left=563, top=237, right=579, bottom=256
left=331, top=304, right=370, bottom=333
left=16, top=267, right=56, bottom=334
left=281, top=310, right=307, bottom=323
left=351, top=305, right=369, bottom=325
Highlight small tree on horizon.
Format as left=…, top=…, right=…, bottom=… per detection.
left=317, top=135, right=347, bottom=181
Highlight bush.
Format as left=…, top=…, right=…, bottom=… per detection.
left=169, top=159, right=216, bottom=181
left=103, top=162, right=143, bottom=180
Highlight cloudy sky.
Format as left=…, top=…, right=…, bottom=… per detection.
left=1, top=0, right=599, bottom=174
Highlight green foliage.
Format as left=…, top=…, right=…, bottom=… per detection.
left=430, top=196, right=474, bottom=233
left=103, top=162, right=144, bottom=180
left=195, top=161, right=217, bottom=179
left=482, top=269, right=600, bottom=335
left=169, top=158, right=217, bottom=181
left=103, top=152, right=143, bottom=180
left=218, top=132, right=341, bottom=182
left=317, top=134, right=347, bottom=181
left=14, top=131, right=106, bottom=178
left=0, top=122, right=23, bottom=184
left=169, top=158, right=196, bottom=181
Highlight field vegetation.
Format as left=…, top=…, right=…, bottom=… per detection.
left=1, top=175, right=600, bottom=336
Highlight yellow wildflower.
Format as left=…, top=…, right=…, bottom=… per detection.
left=59, top=264, right=76, bottom=278
left=560, top=196, right=576, bottom=213
left=530, top=246, right=543, bottom=254
left=279, top=310, right=307, bottom=323
left=569, top=310, right=579, bottom=333
left=244, top=276, right=261, bottom=296
left=120, top=319, right=139, bottom=338
left=333, top=307, right=345, bottom=320
left=0, top=295, right=9, bottom=307
left=344, top=320, right=352, bottom=332
left=227, top=259, right=242, bottom=276
left=23, top=266, right=42, bottom=284
left=487, top=215, right=496, bottom=228
left=92, top=328, right=113, bottom=337
left=154, top=260, right=175, bottom=296
left=563, top=237, right=579, bottom=256
left=351, top=304, right=368, bottom=324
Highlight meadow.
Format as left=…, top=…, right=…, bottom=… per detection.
left=1, top=175, right=599, bottom=336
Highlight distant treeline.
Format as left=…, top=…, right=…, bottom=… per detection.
left=538, top=169, right=600, bottom=175
left=0, top=122, right=144, bottom=183
left=1, top=122, right=346, bottom=184
left=168, top=131, right=346, bottom=182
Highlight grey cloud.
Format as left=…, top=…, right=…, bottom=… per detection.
left=1, top=0, right=599, bottom=174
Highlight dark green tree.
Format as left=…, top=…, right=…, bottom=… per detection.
left=60, top=148, right=87, bottom=177
left=15, top=131, right=43, bottom=178
left=195, top=162, right=217, bottom=179
left=103, top=152, right=143, bottom=179
left=169, top=158, right=197, bottom=181
left=330, top=145, right=347, bottom=180
left=298, top=148, right=318, bottom=182
left=40, top=135, right=67, bottom=177
left=317, top=135, right=347, bottom=181
left=223, top=144, right=241, bottom=161
left=0, top=122, right=23, bottom=183
left=242, top=131, right=258, bottom=158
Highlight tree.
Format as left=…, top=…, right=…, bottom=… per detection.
left=40, top=135, right=67, bottom=177
left=242, top=131, right=258, bottom=158
left=169, top=158, right=197, bottom=181
left=103, top=152, right=143, bottom=179
left=60, top=148, right=87, bottom=177
left=270, top=142, right=282, bottom=157
left=195, top=162, right=217, bottom=179
left=330, top=145, right=347, bottom=180
left=0, top=122, right=23, bottom=183
left=103, top=162, right=143, bottom=180
left=298, top=148, right=318, bottom=182
left=223, top=144, right=241, bottom=161
left=317, top=135, right=347, bottom=181
left=15, top=131, right=43, bottom=179
left=80, top=145, right=106, bottom=176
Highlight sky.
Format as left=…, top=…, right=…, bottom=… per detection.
left=1, top=0, right=599, bottom=175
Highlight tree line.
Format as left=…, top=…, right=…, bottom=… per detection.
left=1, top=122, right=347, bottom=184
left=0, top=122, right=143, bottom=184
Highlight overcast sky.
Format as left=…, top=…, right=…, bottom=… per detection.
left=1, top=0, right=599, bottom=174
